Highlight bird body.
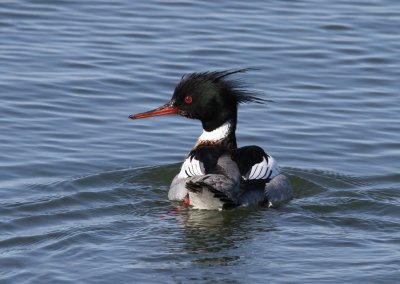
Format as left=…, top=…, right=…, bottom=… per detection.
left=130, top=69, right=293, bottom=210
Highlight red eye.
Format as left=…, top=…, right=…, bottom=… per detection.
left=184, top=96, right=192, bottom=104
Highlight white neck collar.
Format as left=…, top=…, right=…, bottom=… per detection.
left=197, top=120, right=232, bottom=144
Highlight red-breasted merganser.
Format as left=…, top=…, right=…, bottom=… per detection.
left=130, top=69, right=293, bottom=210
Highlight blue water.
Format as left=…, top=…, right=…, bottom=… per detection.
left=1, top=0, right=400, bottom=283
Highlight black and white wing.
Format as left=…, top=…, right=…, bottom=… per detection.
left=177, top=156, right=205, bottom=178
left=243, top=154, right=280, bottom=181
left=169, top=156, right=205, bottom=201
left=231, top=145, right=280, bottom=181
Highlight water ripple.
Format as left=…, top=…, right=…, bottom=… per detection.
left=1, top=0, right=400, bottom=282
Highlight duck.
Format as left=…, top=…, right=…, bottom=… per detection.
left=130, top=69, right=293, bottom=210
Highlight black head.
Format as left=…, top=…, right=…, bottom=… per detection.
left=130, top=69, right=269, bottom=131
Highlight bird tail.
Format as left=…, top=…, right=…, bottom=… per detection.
left=185, top=175, right=238, bottom=210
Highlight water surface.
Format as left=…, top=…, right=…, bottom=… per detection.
left=1, top=0, right=400, bottom=283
